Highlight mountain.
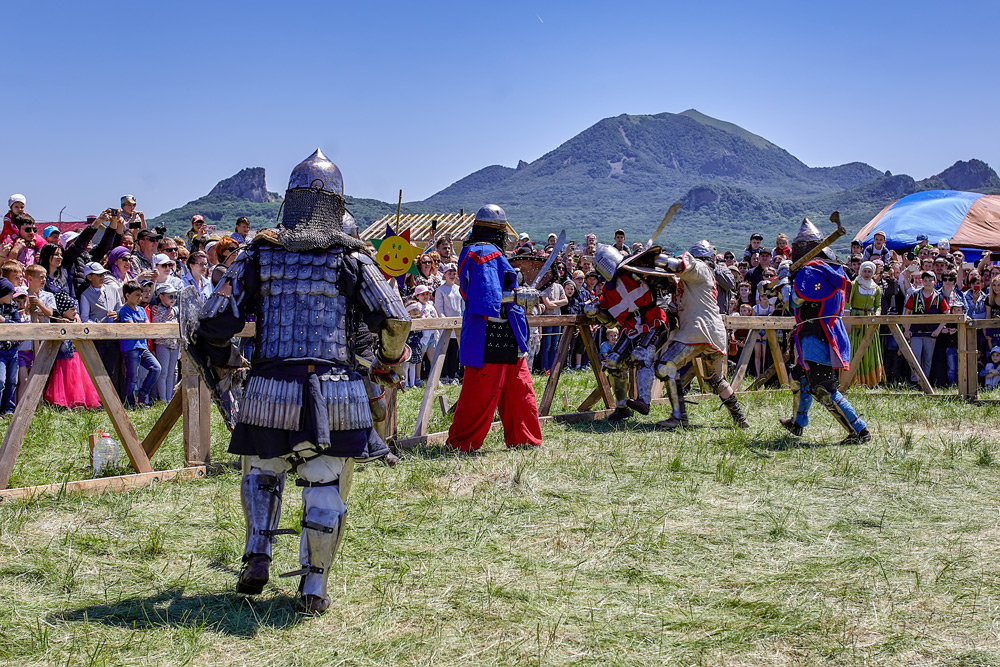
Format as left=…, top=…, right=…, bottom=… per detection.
left=410, top=110, right=999, bottom=252
left=151, top=111, right=1000, bottom=253
left=150, top=171, right=410, bottom=238
left=208, top=167, right=280, bottom=203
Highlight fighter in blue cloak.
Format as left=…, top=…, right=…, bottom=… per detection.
left=779, top=219, right=870, bottom=444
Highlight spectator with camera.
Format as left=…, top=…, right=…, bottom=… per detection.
left=184, top=214, right=206, bottom=247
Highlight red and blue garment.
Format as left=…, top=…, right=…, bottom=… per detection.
left=791, top=261, right=851, bottom=370
left=456, top=242, right=529, bottom=368
left=598, top=273, right=667, bottom=334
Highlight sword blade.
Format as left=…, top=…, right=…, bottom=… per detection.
left=529, top=229, right=567, bottom=289
left=646, top=202, right=682, bottom=248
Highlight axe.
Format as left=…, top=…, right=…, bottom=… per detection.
left=765, top=211, right=846, bottom=293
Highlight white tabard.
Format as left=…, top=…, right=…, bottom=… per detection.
left=670, top=251, right=728, bottom=353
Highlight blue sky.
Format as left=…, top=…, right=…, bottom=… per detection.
left=3, top=0, right=998, bottom=222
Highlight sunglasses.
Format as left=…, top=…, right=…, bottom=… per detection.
left=163, top=294, right=178, bottom=300
left=420, top=261, right=433, bottom=265
left=162, top=247, right=177, bottom=253
left=21, top=227, right=36, bottom=232
left=944, top=278, right=956, bottom=282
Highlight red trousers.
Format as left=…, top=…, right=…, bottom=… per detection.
left=447, top=358, right=543, bottom=452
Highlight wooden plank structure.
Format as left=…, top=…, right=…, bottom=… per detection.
left=359, top=212, right=518, bottom=250
left=1, top=312, right=997, bottom=500
left=0, top=322, right=254, bottom=500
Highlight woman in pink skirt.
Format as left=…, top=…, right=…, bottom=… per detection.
left=45, top=292, right=101, bottom=409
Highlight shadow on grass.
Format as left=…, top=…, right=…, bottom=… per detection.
left=561, top=418, right=707, bottom=435
left=753, top=435, right=848, bottom=451
left=53, top=588, right=306, bottom=637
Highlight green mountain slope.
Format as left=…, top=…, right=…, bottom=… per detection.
left=150, top=194, right=408, bottom=238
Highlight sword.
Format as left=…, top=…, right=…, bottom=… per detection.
left=646, top=202, right=682, bottom=248
left=528, top=229, right=567, bottom=289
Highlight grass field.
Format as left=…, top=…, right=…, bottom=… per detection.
left=2, top=374, right=1000, bottom=665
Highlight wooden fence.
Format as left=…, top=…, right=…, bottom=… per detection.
left=0, top=313, right=995, bottom=499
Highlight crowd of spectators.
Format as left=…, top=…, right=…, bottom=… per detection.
left=4, top=188, right=998, bottom=412
left=0, top=193, right=249, bottom=410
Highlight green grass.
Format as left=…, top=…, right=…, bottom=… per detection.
left=3, top=378, right=1000, bottom=664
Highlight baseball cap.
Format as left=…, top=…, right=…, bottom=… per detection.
left=406, top=301, right=423, bottom=314
left=191, top=214, right=205, bottom=224
left=916, top=233, right=928, bottom=242
left=518, top=232, right=530, bottom=241
left=12, top=286, right=27, bottom=298
left=874, top=230, right=886, bottom=238
left=937, top=238, right=951, bottom=250
left=572, top=270, right=585, bottom=279
left=413, top=285, right=432, bottom=297
left=441, top=263, right=457, bottom=273
left=155, top=282, right=179, bottom=296
left=121, top=194, right=136, bottom=206
left=153, top=253, right=173, bottom=265
left=43, top=225, right=59, bottom=238
left=750, top=233, right=764, bottom=241
left=85, top=262, right=108, bottom=276
left=137, top=229, right=161, bottom=242
left=991, top=346, right=1000, bottom=356
left=7, top=194, right=25, bottom=209
left=60, top=231, right=80, bottom=246
left=0, top=278, right=14, bottom=298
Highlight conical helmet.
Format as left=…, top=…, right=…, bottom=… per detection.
left=791, top=218, right=834, bottom=262
left=277, top=149, right=361, bottom=251
left=594, top=243, right=625, bottom=281
left=473, top=204, right=508, bottom=229
left=286, top=148, right=343, bottom=196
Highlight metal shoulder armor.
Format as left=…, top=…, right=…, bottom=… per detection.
left=202, top=246, right=254, bottom=320
left=355, top=252, right=409, bottom=321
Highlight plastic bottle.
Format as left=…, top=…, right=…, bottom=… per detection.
left=92, top=431, right=120, bottom=477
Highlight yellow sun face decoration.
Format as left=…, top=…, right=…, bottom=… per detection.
left=369, top=224, right=423, bottom=280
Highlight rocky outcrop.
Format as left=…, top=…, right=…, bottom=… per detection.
left=921, top=159, right=1000, bottom=191
left=209, top=167, right=280, bottom=203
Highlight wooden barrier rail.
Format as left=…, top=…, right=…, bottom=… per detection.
left=2, top=313, right=997, bottom=497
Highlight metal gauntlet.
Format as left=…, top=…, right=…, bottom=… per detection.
left=373, top=318, right=412, bottom=387
left=501, top=288, right=540, bottom=310
left=654, top=254, right=684, bottom=273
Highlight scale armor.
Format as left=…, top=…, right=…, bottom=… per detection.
left=230, top=242, right=407, bottom=433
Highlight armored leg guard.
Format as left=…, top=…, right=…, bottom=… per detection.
left=657, top=379, right=689, bottom=430
left=237, top=471, right=286, bottom=595
left=814, top=386, right=869, bottom=441
left=626, top=364, right=656, bottom=416
left=294, top=485, right=347, bottom=613
left=721, top=394, right=750, bottom=429
left=706, top=373, right=749, bottom=429
left=607, top=368, right=630, bottom=408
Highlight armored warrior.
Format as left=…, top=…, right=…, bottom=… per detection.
left=779, top=219, right=870, bottom=444
left=193, top=149, right=410, bottom=613
left=584, top=243, right=672, bottom=421
left=447, top=204, right=543, bottom=452
left=652, top=241, right=750, bottom=429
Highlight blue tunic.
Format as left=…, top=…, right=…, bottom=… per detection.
left=791, top=261, right=851, bottom=370
left=456, top=242, right=529, bottom=368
